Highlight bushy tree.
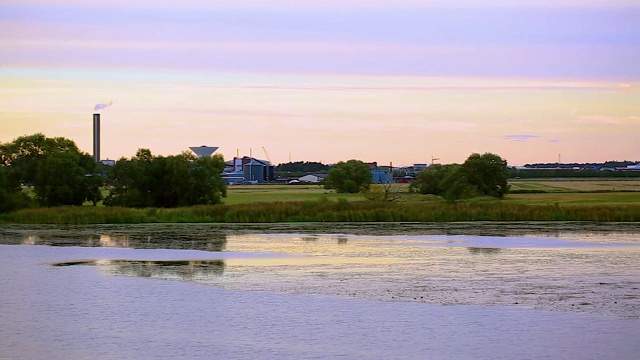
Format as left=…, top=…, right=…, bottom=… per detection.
left=33, top=151, right=102, bottom=206
left=410, top=164, right=457, bottom=195
left=410, top=152, right=510, bottom=201
left=323, top=159, right=372, bottom=193
left=410, top=164, right=475, bottom=202
left=0, top=166, right=34, bottom=212
left=0, top=133, right=101, bottom=207
left=104, top=149, right=227, bottom=208
left=462, top=153, right=510, bottom=198
left=440, top=166, right=476, bottom=202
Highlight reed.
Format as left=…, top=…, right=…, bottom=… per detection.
left=1, top=199, right=639, bottom=224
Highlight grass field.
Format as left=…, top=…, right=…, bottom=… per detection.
left=509, top=178, right=640, bottom=193
left=5, top=179, right=638, bottom=224
left=225, top=180, right=640, bottom=206
left=225, top=184, right=363, bottom=205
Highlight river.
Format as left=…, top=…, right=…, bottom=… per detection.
left=0, top=222, right=638, bottom=359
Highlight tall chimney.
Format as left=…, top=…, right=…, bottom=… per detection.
left=93, top=113, right=100, bottom=162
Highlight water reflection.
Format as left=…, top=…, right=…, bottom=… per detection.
left=99, top=234, right=130, bottom=248
left=54, top=259, right=225, bottom=280
left=23, top=235, right=38, bottom=245
left=2, top=222, right=640, bottom=252
left=467, top=247, right=502, bottom=255
left=3, top=225, right=229, bottom=251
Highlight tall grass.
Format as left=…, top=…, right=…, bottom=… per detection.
left=1, top=199, right=639, bottom=224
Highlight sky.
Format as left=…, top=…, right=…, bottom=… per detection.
left=1, top=0, right=639, bottom=166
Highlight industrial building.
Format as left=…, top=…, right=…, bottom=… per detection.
left=367, top=162, right=393, bottom=183
left=223, top=156, right=275, bottom=184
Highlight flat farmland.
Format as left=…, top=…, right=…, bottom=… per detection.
left=506, top=179, right=640, bottom=205
left=225, top=179, right=640, bottom=206
left=509, top=178, right=640, bottom=192
left=225, top=184, right=363, bottom=205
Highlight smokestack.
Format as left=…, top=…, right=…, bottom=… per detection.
left=93, top=113, right=100, bottom=162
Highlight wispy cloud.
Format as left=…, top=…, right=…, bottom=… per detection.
left=575, top=115, right=640, bottom=124
left=4, top=0, right=639, bottom=9
left=503, top=134, right=539, bottom=141
left=2, top=1, right=639, bottom=79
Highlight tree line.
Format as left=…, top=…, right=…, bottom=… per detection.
left=105, top=148, right=226, bottom=208
left=0, top=133, right=101, bottom=212
left=1, top=133, right=511, bottom=212
left=322, top=153, right=510, bottom=202
left=0, top=133, right=226, bottom=213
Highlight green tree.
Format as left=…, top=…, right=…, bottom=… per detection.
left=440, top=166, right=476, bottom=202
left=461, top=152, right=510, bottom=198
left=0, top=133, right=84, bottom=185
left=105, top=149, right=227, bottom=208
left=0, top=133, right=101, bottom=207
left=34, top=151, right=102, bottom=206
left=323, top=159, right=372, bottom=193
left=410, top=153, right=510, bottom=201
left=410, top=164, right=475, bottom=202
left=410, top=164, right=457, bottom=195
left=103, top=153, right=150, bottom=208
left=0, top=166, right=34, bottom=213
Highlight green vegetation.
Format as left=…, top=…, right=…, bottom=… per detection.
left=410, top=153, right=510, bottom=201
left=510, top=167, right=640, bottom=179
left=1, top=180, right=638, bottom=224
left=0, top=133, right=101, bottom=209
left=104, top=148, right=226, bottom=208
left=2, top=134, right=638, bottom=224
left=509, top=179, right=640, bottom=193
left=224, top=184, right=361, bottom=205
left=2, top=199, right=639, bottom=224
left=225, top=182, right=640, bottom=206
left=323, top=159, right=372, bottom=193
left=0, top=134, right=227, bottom=213
left=0, top=166, right=32, bottom=212
left=275, top=161, right=329, bottom=178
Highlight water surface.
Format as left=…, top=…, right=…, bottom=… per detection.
left=1, top=222, right=638, bottom=359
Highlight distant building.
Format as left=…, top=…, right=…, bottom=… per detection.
left=371, top=169, right=393, bottom=183
left=368, top=163, right=393, bottom=183
left=299, top=174, right=327, bottom=183
left=222, top=156, right=274, bottom=183
left=243, top=157, right=274, bottom=182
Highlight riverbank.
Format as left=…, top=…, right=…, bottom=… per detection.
left=2, top=199, right=639, bottom=224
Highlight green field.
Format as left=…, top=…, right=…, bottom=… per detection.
left=225, top=180, right=640, bottom=206
left=509, top=179, right=640, bottom=193
left=4, top=179, right=638, bottom=224
left=225, top=184, right=363, bottom=204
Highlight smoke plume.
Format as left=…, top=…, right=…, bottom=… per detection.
left=94, top=101, right=113, bottom=111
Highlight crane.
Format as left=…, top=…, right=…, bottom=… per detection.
left=262, top=146, right=272, bottom=164
left=431, top=156, right=440, bottom=165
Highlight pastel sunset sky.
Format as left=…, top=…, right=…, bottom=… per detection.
left=1, top=0, right=638, bottom=166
